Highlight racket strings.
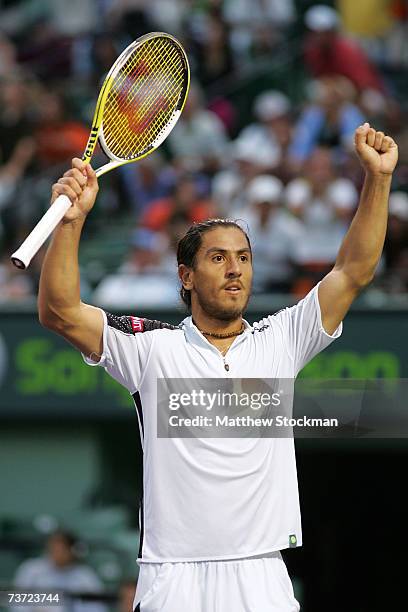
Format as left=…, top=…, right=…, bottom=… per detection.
left=102, top=37, right=186, bottom=159
left=115, top=39, right=183, bottom=151
left=105, top=55, right=181, bottom=155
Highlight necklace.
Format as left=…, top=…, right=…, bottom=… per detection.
left=198, top=322, right=245, bottom=339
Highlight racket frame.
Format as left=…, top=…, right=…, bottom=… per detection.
left=10, top=31, right=190, bottom=269
left=85, top=31, right=190, bottom=176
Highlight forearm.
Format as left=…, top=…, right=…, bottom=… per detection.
left=334, top=172, right=392, bottom=286
left=38, top=218, right=86, bottom=327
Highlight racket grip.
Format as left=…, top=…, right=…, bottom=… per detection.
left=10, top=194, right=73, bottom=269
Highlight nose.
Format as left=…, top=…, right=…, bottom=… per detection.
left=225, top=256, right=242, bottom=278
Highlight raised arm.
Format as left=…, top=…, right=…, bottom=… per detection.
left=38, top=158, right=103, bottom=361
left=318, top=123, right=398, bottom=334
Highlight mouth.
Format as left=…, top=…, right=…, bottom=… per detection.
left=224, top=284, right=242, bottom=295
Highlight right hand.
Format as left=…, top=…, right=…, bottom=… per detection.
left=51, top=158, right=99, bottom=223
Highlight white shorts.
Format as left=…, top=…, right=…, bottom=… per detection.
left=133, top=552, right=300, bottom=612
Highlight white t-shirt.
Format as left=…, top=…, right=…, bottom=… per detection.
left=83, top=284, right=342, bottom=563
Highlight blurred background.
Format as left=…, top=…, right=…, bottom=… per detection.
left=0, top=0, right=407, bottom=610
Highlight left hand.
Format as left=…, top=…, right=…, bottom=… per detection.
left=354, top=122, right=398, bottom=176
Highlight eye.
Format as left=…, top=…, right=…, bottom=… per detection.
left=240, top=255, right=249, bottom=262
left=212, top=255, right=224, bottom=262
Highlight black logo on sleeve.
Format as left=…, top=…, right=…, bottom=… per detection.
left=251, top=324, right=270, bottom=334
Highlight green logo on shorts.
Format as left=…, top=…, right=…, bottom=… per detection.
left=289, top=534, right=297, bottom=547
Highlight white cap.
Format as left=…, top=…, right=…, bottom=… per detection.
left=327, top=179, right=358, bottom=210
left=285, top=178, right=310, bottom=210
left=360, top=88, right=387, bottom=115
left=247, top=175, right=284, bottom=204
left=232, top=135, right=280, bottom=167
left=254, top=90, right=290, bottom=121
left=389, top=192, right=408, bottom=220
left=305, top=5, right=339, bottom=31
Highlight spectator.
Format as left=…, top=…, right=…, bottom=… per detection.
left=303, top=4, right=386, bottom=92
left=167, top=82, right=229, bottom=173
left=73, top=33, right=119, bottom=88
left=0, top=139, right=35, bottom=214
left=141, top=174, right=216, bottom=233
left=17, top=17, right=72, bottom=81
left=106, top=1, right=155, bottom=42
left=236, top=175, right=303, bottom=293
left=237, top=90, right=293, bottom=180
left=119, top=228, right=169, bottom=275
left=383, top=191, right=408, bottom=292
left=146, top=0, right=187, bottom=37
left=43, top=0, right=99, bottom=37
left=0, top=137, right=36, bottom=251
left=0, top=32, right=17, bottom=77
left=358, top=88, right=388, bottom=129
left=285, top=147, right=358, bottom=295
left=288, top=76, right=364, bottom=168
left=222, top=0, right=295, bottom=59
left=213, top=136, right=278, bottom=215
left=223, top=0, right=295, bottom=29
left=0, top=0, right=407, bottom=302
left=0, top=76, right=34, bottom=167
left=94, top=229, right=179, bottom=308
left=34, top=90, right=89, bottom=171
left=119, top=154, right=175, bottom=220
left=385, top=0, right=408, bottom=68
left=13, top=530, right=107, bottom=612
left=0, top=75, right=36, bottom=250
left=0, top=254, right=35, bottom=301
left=192, top=11, right=234, bottom=90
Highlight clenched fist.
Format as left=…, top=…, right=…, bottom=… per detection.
left=51, top=158, right=99, bottom=223
left=354, top=123, right=398, bottom=177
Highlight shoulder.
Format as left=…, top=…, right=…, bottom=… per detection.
left=14, top=557, right=50, bottom=583
left=253, top=290, right=318, bottom=331
left=250, top=307, right=290, bottom=334
left=105, top=313, right=182, bottom=336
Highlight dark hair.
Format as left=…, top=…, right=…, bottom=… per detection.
left=48, top=529, right=77, bottom=549
left=176, top=219, right=251, bottom=310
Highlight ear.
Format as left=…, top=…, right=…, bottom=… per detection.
left=178, top=264, right=193, bottom=290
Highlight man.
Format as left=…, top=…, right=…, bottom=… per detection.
left=13, top=530, right=107, bottom=612
left=38, top=123, right=398, bottom=611
left=234, top=174, right=303, bottom=293
left=303, top=4, right=385, bottom=92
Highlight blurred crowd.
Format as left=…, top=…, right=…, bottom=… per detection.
left=12, top=529, right=136, bottom=612
left=1, top=0, right=408, bottom=305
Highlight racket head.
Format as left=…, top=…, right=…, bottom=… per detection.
left=88, top=32, right=189, bottom=168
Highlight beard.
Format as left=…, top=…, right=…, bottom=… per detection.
left=194, top=286, right=251, bottom=322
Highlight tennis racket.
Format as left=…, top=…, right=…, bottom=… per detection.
left=11, top=31, right=190, bottom=269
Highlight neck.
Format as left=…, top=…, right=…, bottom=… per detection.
left=191, top=309, right=243, bottom=337
left=195, top=322, right=245, bottom=339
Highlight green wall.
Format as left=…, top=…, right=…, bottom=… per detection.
left=0, top=309, right=406, bottom=417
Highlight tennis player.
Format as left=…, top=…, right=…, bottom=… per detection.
left=38, top=123, right=398, bottom=611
